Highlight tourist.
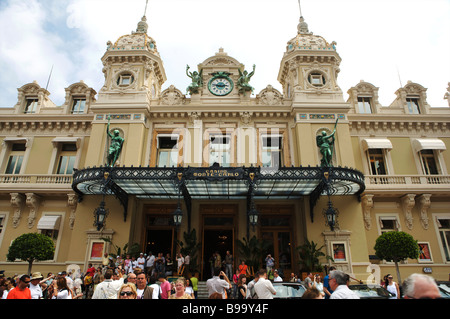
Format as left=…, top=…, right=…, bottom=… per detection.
left=207, top=268, right=231, bottom=299
left=52, top=276, right=73, bottom=299
left=169, top=278, right=193, bottom=299
left=7, top=274, right=31, bottom=299
left=402, top=273, right=441, bottom=299
left=237, top=274, right=247, bottom=299
left=384, top=274, right=400, bottom=299
left=135, top=272, right=153, bottom=299
left=254, top=269, right=276, bottom=299
left=158, top=273, right=171, bottom=299
left=92, top=268, right=124, bottom=299
left=328, top=270, right=360, bottom=299
left=118, top=283, right=137, bottom=299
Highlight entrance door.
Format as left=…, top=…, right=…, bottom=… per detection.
left=261, top=230, right=293, bottom=279
left=143, top=207, right=178, bottom=263
left=145, top=229, right=174, bottom=256
left=200, top=205, right=237, bottom=281
left=203, top=229, right=233, bottom=280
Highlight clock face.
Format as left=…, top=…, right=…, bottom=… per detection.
left=209, top=77, right=233, bottom=96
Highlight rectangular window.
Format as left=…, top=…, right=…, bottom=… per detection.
left=0, top=215, right=5, bottom=235
left=420, top=150, right=439, bottom=175
left=379, top=217, right=399, bottom=234
left=56, top=143, right=77, bottom=174
left=368, top=149, right=387, bottom=175
left=357, top=97, right=372, bottom=114
left=157, top=136, right=178, bottom=167
left=209, top=134, right=231, bottom=167
left=262, top=135, right=283, bottom=168
left=24, top=98, right=38, bottom=114
left=5, top=143, right=26, bottom=174
left=437, top=218, right=450, bottom=262
left=71, top=98, right=86, bottom=114
left=406, top=97, right=420, bottom=114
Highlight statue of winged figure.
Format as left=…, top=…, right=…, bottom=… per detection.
left=237, top=64, right=256, bottom=94
left=186, top=65, right=203, bottom=95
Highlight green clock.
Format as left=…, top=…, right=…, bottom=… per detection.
left=208, top=72, right=233, bottom=96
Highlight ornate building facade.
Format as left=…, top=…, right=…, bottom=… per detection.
left=0, top=13, right=449, bottom=282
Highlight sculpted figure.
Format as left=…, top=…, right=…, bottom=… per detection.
left=186, top=65, right=203, bottom=95
left=106, top=116, right=124, bottom=167
left=316, top=119, right=338, bottom=167
left=237, top=64, right=256, bottom=93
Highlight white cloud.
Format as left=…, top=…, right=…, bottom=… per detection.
left=0, top=0, right=448, bottom=107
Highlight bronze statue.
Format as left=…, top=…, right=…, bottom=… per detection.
left=237, top=64, right=256, bottom=94
left=316, top=119, right=338, bottom=167
left=186, top=65, right=203, bottom=95
left=106, top=115, right=124, bottom=167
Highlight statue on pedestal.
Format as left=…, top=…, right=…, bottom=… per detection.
left=317, top=119, right=338, bottom=167
left=186, top=65, right=203, bottom=95
left=106, top=115, right=124, bottom=167
left=237, top=64, right=256, bottom=94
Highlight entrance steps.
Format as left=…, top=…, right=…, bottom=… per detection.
left=197, top=281, right=209, bottom=299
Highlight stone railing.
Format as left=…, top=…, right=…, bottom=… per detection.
left=0, top=174, right=73, bottom=190
left=365, top=175, right=450, bottom=187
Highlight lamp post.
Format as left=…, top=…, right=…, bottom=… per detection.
left=93, top=170, right=111, bottom=231
left=173, top=172, right=183, bottom=227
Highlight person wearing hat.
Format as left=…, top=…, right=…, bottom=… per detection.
left=30, top=272, right=44, bottom=299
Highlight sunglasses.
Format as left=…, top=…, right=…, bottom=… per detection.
left=120, top=291, right=134, bottom=296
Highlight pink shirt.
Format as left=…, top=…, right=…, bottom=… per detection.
left=160, top=280, right=171, bottom=299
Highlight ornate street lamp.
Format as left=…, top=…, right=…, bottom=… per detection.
left=93, top=200, right=109, bottom=231
left=248, top=201, right=259, bottom=227
left=323, top=199, right=339, bottom=231
left=172, top=202, right=183, bottom=227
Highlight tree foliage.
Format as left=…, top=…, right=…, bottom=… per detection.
left=374, top=231, right=419, bottom=262
left=177, top=229, right=201, bottom=273
left=374, top=231, right=419, bottom=283
left=237, top=235, right=271, bottom=275
left=297, top=238, right=333, bottom=272
left=7, top=233, right=55, bottom=274
left=101, top=237, right=140, bottom=258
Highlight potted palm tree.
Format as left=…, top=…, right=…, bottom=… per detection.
left=297, top=238, right=333, bottom=280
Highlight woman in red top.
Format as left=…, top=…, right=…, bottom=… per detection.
left=238, top=260, right=248, bottom=276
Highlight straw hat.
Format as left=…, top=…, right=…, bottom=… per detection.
left=31, top=272, right=44, bottom=280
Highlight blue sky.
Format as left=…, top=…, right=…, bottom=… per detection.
left=0, top=0, right=449, bottom=108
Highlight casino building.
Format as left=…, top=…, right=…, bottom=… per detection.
left=0, top=12, right=449, bottom=282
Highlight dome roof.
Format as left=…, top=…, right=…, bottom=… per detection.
left=107, top=16, right=159, bottom=56
left=285, top=16, right=336, bottom=53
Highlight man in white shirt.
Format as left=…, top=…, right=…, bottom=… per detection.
left=92, top=269, right=124, bottom=299
left=254, top=269, right=276, bottom=299
left=29, top=272, right=44, bottom=299
left=146, top=252, right=155, bottom=275
left=137, top=253, right=146, bottom=271
left=206, top=268, right=231, bottom=299
left=329, top=270, right=360, bottom=299
left=273, top=270, right=283, bottom=282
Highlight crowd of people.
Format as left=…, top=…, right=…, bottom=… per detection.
left=0, top=250, right=445, bottom=300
